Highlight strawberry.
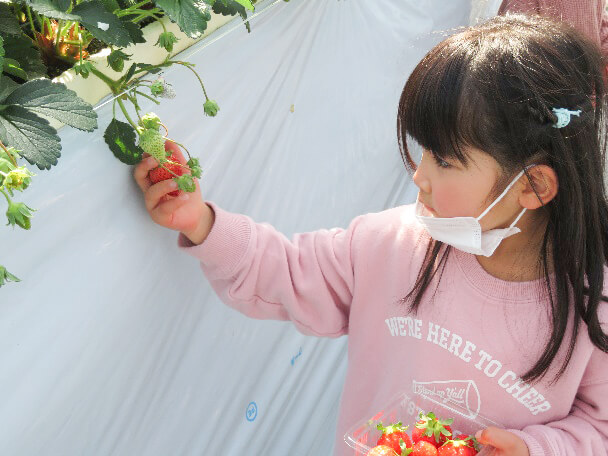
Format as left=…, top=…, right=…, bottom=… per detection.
left=404, top=441, right=438, bottom=456
left=377, top=421, right=412, bottom=454
left=437, top=436, right=479, bottom=456
left=139, top=128, right=168, bottom=162
left=411, top=412, right=453, bottom=448
left=366, top=445, right=399, bottom=456
left=148, top=151, right=188, bottom=197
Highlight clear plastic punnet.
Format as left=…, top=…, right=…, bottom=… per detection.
left=344, top=384, right=503, bottom=455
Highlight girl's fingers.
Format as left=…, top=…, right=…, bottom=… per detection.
left=164, top=140, right=187, bottom=164
left=475, top=428, right=529, bottom=455
left=134, top=156, right=159, bottom=193
left=152, top=192, right=190, bottom=218
left=144, top=179, right=180, bottom=211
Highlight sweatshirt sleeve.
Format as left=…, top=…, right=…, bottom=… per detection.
left=508, top=345, right=608, bottom=455
left=177, top=201, right=360, bottom=337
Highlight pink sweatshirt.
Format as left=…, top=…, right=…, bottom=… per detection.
left=499, top=0, right=608, bottom=58
left=178, top=202, right=608, bottom=456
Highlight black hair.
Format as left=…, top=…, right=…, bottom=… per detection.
left=397, top=13, right=608, bottom=384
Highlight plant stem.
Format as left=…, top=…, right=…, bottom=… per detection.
left=134, top=90, right=160, bottom=105
left=116, top=98, right=139, bottom=131
left=0, top=141, right=18, bottom=167
left=89, top=66, right=119, bottom=93
left=0, top=188, right=11, bottom=205
left=171, top=61, right=209, bottom=100
left=54, top=19, right=64, bottom=52
left=165, top=138, right=193, bottom=160
left=25, top=6, right=36, bottom=36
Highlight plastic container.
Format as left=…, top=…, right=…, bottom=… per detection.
left=344, top=386, right=503, bottom=455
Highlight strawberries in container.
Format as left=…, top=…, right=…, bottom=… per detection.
left=344, top=391, right=497, bottom=456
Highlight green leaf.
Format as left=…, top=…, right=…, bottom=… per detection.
left=5, top=78, right=98, bottom=132
left=99, top=0, right=120, bottom=13
left=121, top=62, right=137, bottom=85
left=0, top=105, right=61, bottom=170
left=3, top=57, right=28, bottom=80
left=0, top=264, right=21, bottom=287
left=24, top=0, right=79, bottom=20
left=0, top=3, right=22, bottom=36
left=212, top=0, right=251, bottom=31
left=153, top=0, right=211, bottom=38
left=72, top=1, right=133, bottom=47
left=1, top=34, right=47, bottom=80
left=0, top=35, right=4, bottom=80
left=0, top=75, right=19, bottom=103
left=212, top=0, right=246, bottom=17
left=103, top=118, right=143, bottom=165
left=233, top=0, right=253, bottom=11
left=120, top=17, right=145, bottom=44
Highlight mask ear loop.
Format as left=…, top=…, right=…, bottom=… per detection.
left=475, top=164, right=537, bottom=221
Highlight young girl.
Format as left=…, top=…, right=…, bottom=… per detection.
left=134, top=14, right=608, bottom=456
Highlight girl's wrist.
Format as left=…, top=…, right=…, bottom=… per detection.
left=182, top=202, right=215, bottom=245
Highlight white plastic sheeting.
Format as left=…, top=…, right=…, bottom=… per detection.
left=0, top=1, right=483, bottom=454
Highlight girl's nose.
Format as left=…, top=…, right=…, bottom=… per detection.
left=413, top=166, right=431, bottom=194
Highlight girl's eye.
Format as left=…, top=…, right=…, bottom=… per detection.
left=433, top=155, right=451, bottom=169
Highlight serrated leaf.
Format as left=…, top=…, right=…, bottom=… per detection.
left=1, top=34, right=47, bottom=80
left=99, top=0, right=120, bottom=13
left=24, top=0, right=79, bottom=20
left=153, top=0, right=210, bottom=38
left=72, top=1, right=134, bottom=47
left=5, top=78, right=97, bottom=131
left=0, top=74, right=19, bottom=102
left=103, top=118, right=143, bottom=165
left=0, top=3, right=22, bottom=35
left=0, top=105, right=61, bottom=170
left=212, top=0, right=246, bottom=17
left=120, top=17, right=145, bottom=44
left=233, top=0, right=253, bottom=11
left=0, top=35, right=4, bottom=79
left=3, top=57, right=28, bottom=80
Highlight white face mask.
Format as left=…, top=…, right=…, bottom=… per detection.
left=415, top=168, right=531, bottom=257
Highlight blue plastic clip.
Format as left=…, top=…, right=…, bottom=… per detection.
left=552, top=108, right=582, bottom=129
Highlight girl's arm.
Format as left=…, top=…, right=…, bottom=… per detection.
left=497, top=347, right=608, bottom=456
left=178, top=201, right=361, bottom=337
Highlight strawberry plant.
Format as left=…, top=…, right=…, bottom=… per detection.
left=0, top=0, right=271, bottom=286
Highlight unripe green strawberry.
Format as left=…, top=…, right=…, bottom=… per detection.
left=6, top=201, right=35, bottom=230
left=203, top=99, right=219, bottom=117
left=148, top=151, right=188, bottom=197
left=138, top=128, right=167, bottom=162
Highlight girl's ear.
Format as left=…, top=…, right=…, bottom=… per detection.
left=518, top=165, right=558, bottom=209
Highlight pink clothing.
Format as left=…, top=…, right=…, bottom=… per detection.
left=499, top=0, right=608, bottom=58
left=178, top=201, right=608, bottom=456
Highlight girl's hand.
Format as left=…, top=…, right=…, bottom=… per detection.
left=133, top=140, right=214, bottom=244
left=475, top=427, right=530, bottom=456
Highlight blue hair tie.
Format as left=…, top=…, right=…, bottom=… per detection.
left=552, top=108, right=581, bottom=129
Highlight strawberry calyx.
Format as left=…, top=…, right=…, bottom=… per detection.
left=415, top=412, right=453, bottom=443
left=377, top=421, right=409, bottom=435
left=400, top=439, right=414, bottom=456
left=451, top=435, right=481, bottom=452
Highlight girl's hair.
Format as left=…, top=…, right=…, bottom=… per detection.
left=397, top=13, right=608, bottom=384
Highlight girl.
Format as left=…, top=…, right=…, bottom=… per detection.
left=134, top=14, right=608, bottom=456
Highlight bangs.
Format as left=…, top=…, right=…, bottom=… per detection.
left=397, top=34, right=489, bottom=170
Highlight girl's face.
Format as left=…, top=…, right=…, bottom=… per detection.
left=413, top=148, right=522, bottom=231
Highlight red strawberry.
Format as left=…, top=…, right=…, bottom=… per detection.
left=148, top=151, right=188, bottom=197
left=377, top=421, right=412, bottom=453
left=407, top=441, right=438, bottom=456
left=411, top=412, right=453, bottom=448
left=366, top=445, right=399, bottom=456
left=437, top=436, right=479, bottom=456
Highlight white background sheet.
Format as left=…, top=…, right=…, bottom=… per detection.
left=0, top=1, right=478, bottom=454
